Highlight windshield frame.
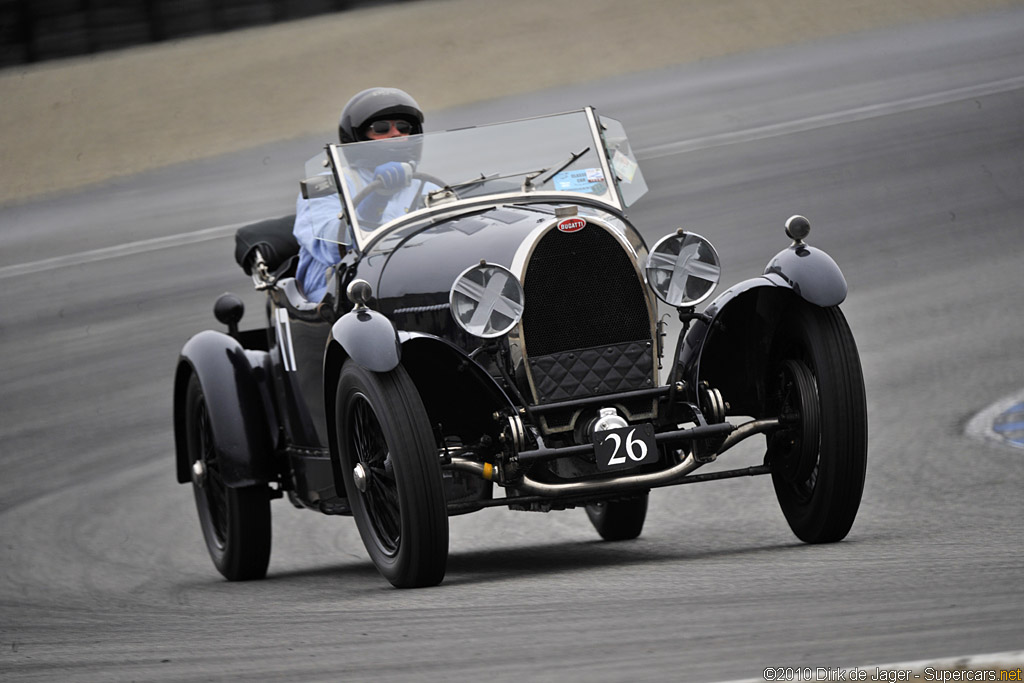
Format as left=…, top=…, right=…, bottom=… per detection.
left=325, top=107, right=631, bottom=253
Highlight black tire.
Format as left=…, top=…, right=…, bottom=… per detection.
left=768, top=302, right=867, bottom=544
left=335, top=362, right=448, bottom=588
left=184, top=374, right=271, bottom=581
left=585, top=493, right=649, bottom=541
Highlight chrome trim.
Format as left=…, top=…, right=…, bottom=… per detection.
left=250, top=250, right=271, bottom=290
left=516, top=451, right=703, bottom=496
left=347, top=278, right=373, bottom=307
left=448, top=262, right=525, bottom=339
left=585, top=106, right=622, bottom=213
left=506, top=414, right=526, bottom=452
left=191, top=460, right=206, bottom=487
left=591, top=407, right=628, bottom=434
left=645, top=231, right=721, bottom=308
left=353, top=463, right=368, bottom=493
left=785, top=214, right=811, bottom=244
left=447, top=457, right=490, bottom=480
left=715, top=418, right=780, bottom=455
left=362, top=191, right=621, bottom=253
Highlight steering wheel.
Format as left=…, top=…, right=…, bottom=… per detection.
left=350, top=172, right=448, bottom=218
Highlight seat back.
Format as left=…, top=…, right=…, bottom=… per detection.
left=234, top=215, right=299, bottom=276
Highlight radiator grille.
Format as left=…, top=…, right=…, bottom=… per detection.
left=521, top=223, right=653, bottom=414
left=521, top=224, right=650, bottom=357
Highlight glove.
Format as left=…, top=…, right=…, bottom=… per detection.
left=373, top=161, right=410, bottom=191
left=356, top=191, right=388, bottom=223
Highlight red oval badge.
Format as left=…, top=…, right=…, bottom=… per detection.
left=557, top=218, right=586, bottom=233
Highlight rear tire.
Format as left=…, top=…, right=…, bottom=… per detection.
left=585, top=493, right=649, bottom=541
left=185, top=374, right=271, bottom=581
left=335, top=362, right=448, bottom=588
left=768, top=302, right=867, bottom=543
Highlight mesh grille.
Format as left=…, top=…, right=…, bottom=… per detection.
left=522, top=224, right=650, bottom=357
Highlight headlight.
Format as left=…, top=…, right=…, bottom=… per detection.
left=645, top=231, right=721, bottom=307
left=449, top=262, right=525, bottom=338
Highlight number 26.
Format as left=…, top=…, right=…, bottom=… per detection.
left=603, top=428, right=648, bottom=465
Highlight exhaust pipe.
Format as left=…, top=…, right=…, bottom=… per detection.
left=446, top=417, right=781, bottom=498
left=448, top=451, right=702, bottom=497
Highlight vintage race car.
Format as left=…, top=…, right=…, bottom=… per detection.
left=173, top=107, right=867, bottom=588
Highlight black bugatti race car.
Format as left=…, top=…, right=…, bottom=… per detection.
left=173, top=107, right=867, bottom=588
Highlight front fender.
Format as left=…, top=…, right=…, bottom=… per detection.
left=398, top=331, right=517, bottom=417
left=674, top=244, right=847, bottom=414
left=321, top=329, right=515, bottom=494
left=173, top=330, right=275, bottom=487
left=330, top=307, right=401, bottom=373
left=677, top=281, right=802, bottom=416
left=763, top=243, right=847, bottom=307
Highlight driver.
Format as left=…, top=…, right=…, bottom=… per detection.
left=293, top=87, right=428, bottom=302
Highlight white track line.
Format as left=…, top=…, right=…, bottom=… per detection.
left=636, top=75, right=1024, bottom=159
left=0, top=222, right=245, bottom=280
left=3, top=75, right=1022, bottom=280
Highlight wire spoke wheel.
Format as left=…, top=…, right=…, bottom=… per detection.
left=771, top=358, right=822, bottom=501
left=336, top=362, right=448, bottom=588
left=767, top=301, right=867, bottom=544
left=185, top=374, right=271, bottom=581
left=351, top=394, right=401, bottom=555
left=195, top=403, right=229, bottom=547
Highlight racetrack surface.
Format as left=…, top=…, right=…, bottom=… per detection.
left=2, top=4, right=1024, bottom=682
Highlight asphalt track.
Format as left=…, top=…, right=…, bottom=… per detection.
left=2, top=6, right=1023, bottom=682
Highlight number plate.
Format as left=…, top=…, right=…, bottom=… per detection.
left=593, top=423, right=658, bottom=471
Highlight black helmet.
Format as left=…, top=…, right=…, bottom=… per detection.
left=338, top=88, right=424, bottom=143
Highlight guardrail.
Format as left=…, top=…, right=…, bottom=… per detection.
left=0, top=0, right=364, bottom=67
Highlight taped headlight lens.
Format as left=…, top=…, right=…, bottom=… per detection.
left=645, top=231, right=721, bottom=307
left=449, top=263, right=525, bottom=338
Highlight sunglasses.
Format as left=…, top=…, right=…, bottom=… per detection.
left=367, top=120, right=413, bottom=136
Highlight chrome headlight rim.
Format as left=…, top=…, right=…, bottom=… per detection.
left=645, top=230, right=721, bottom=308
left=449, top=261, right=526, bottom=339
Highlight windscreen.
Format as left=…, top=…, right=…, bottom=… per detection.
left=325, top=109, right=647, bottom=249
left=601, top=116, right=648, bottom=208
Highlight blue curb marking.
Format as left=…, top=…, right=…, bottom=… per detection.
left=992, top=402, right=1024, bottom=446
left=965, top=392, right=1024, bottom=450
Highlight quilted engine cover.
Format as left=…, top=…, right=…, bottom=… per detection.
left=528, top=340, right=653, bottom=403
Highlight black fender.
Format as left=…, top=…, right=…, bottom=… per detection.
left=321, top=308, right=403, bottom=472
left=678, top=242, right=846, bottom=416
left=330, top=307, right=401, bottom=373
left=173, top=330, right=275, bottom=487
left=398, top=332, right=518, bottom=433
left=321, top=328, right=515, bottom=490
left=763, top=243, right=847, bottom=307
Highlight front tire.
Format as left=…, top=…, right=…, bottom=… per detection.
left=768, top=302, right=867, bottom=544
left=184, top=374, right=271, bottom=581
left=585, top=493, right=649, bottom=541
left=335, top=362, right=448, bottom=588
